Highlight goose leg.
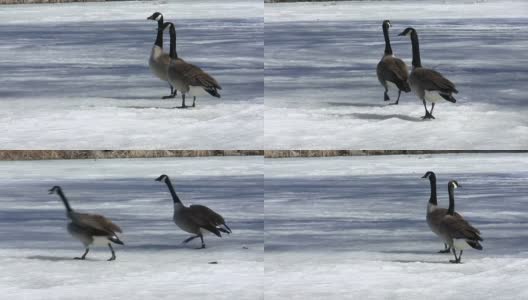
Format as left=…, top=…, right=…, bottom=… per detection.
left=421, top=99, right=435, bottom=120
left=449, top=248, right=460, bottom=263
left=107, top=243, right=116, bottom=261
left=389, top=90, right=401, bottom=105
left=439, top=243, right=451, bottom=253
left=162, top=85, right=177, bottom=99
left=197, top=234, right=206, bottom=249
left=430, top=103, right=435, bottom=115
left=457, top=250, right=463, bottom=263
left=384, top=88, right=390, bottom=101
left=192, top=96, right=196, bottom=107
left=178, top=94, right=188, bottom=109
left=182, top=235, right=200, bottom=244
left=75, top=248, right=89, bottom=260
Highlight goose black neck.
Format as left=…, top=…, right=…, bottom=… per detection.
left=428, top=175, right=437, bottom=205
left=447, top=185, right=455, bottom=215
left=410, top=31, right=421, bottom=68
left=154, top=17, right=164, bottom=48
left=169, top=24, right=178, bottom=59
left=383, top=25, right=393, bottom=55
left=57, top=189, right=73, bottom=212
left=164, top=177, right=182, bottom=204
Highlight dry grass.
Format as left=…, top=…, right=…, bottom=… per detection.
left=264, top=150, right=527, bottom=158
left=0, top=150, right=263, bottom=161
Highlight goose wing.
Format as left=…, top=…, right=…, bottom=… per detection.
left=432, top=208, right=481, bottom=235
left=188, top=204, right=229, bottom=236
left=413, top=68, right=458, bottom=93
left=377, top=56, right=410, bottom=91
left=178, top=60, right=222, bottom=90
left=74, top=212, right=123, bottom=234
left=441, top=215, right=482, bottom=241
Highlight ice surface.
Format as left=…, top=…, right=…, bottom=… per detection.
left=0, top=157, right=263, bottom=299
left=265, top=1, right=528, bottom=149
left=265, top=153, right=528, bottom=299
left=0, top=0, right=263, bottom=149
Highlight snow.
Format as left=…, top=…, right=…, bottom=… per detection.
left=0, top=157, right=263, bottom=299
left=0, top=0, right=263, bottom=149
left=265, top=0, right=528, bottom=149
left=265, top=153, right=528, bottom=299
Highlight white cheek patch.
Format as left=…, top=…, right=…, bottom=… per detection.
left=452, top=182, right=459, bottom=188
left=155, top=14, right=162, bottom=21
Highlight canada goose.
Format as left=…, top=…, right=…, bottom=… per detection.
left=155, top=174, right=231, bottom=248
left=49, top=186, right=124, bottom=261
left=398, top=27, right=458, bottom=119
left=422, top=171, right=464, bottom=253
left=376, top=20, right=410, bottom=105
left=437, top=180, right=483, bottom=263
left=147, top=12, right=177, bottom=99
left=162, top=22, right=222, bottom=108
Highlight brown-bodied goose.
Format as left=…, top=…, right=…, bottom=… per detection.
left=155, top=174, right=231, bottom=248
left=437, top=180, right=483, bottom=263
left=422, top=171, right=468, bottom=253
left=147, top=12, right=177, bottom=99
left=49, top=186, right=124, bottom=261
left=376, top=20, right=410, bottom=105
left=162, top=22, right=222, bottom=108
left=398, top=27, right=458, bottom=119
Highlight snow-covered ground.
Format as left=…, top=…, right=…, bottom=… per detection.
left=265, top=1, right=528, bottom=149
left=0, top=0, right=263, bottom=149
left=0, top=157, right=263, bottom=299
left=265, top=153, right=528, bottom=299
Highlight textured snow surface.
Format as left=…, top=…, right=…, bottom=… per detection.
left=265, top=1, right=528, bottom=149
left=0, top=157, right=263, bottom=299
left=0, top=0, right=263, bottom=149
left=265, top=153, right=528, bottom=299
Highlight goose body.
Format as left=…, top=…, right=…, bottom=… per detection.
left=376, top=20, right=410, bottom=105
left=147, top=12, right=177, bottom=99
left=437, top=180, right=483, bottom=263
left=398, top=27, right=458, bottom=119
left=49, top=186, right=123, bottom=261
left=163, top=22, right=222, bottom=108
left=422, top=171, right=469, bottom=253
left=155, top=174, right=231, bottom=248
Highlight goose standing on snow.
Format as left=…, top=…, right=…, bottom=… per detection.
left=398, top=27, right=458, bottom=119
left=147, top=12, right=177, bottom=99
left=155, top=174, right=231, bottom=248
left=49, top=186, right=124, bottom=261
left=376, top=20, right=410, bottom=105
left=422, top=171, right=466, bottom=253
left=438, top=180, right=483, bottom=263
left=162, top=22, right=222, bottom=108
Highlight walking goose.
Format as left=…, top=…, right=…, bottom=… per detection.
left=437, top=180, right=483, bottom=263
left=162, top=22, right=222, bottom=108
left=376, top=20, right=410, bottom=105
left=155, top=174, right=231, bottom=248
left=49, top=186, right=124, bottom=261
left=398, top=27, right=458, bottom=119
left=422, top=171, right=465, bottom=253
left=147, top=12, right=177, bottom=99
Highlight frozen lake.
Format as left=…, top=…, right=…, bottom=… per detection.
left=0, top=157, right=264, bottom=299
left=0, top=0, right=263, bottom=149
left=265, top=153, right=528, bottom=299
left=265, top=0, right=528, bottom=149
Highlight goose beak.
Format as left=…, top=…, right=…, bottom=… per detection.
left=147, top=16, right=154, bottom=20
left=48, top=189, right=54, bottom=194
left=421, top=174, right=427, bottom=178
left=398, top=32, right=405, bottom=36
left=155, top=177, right=162, bottom=182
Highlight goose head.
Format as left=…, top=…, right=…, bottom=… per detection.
left=448, top=180, right=461, bottom=189
left=48, top=186, right=62, bottom=194
left=421, top=171, right=436, bottom=180
left=398, top=27, right=416, bottom=37
left=155, top=174, right=169, bottom=182
left=382, top=20, right=392, bottom=29
left=147, top=12, right=163, bottom=21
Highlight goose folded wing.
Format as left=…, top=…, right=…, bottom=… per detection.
left=414, top=68, right=458, bottom=93
left=442, top=216, right=482, bottom=241
left=76, top=213, right=123, bottom=234
left=188, top=204, right=227, bottom=236
left=181, top=63, right=222, bottom=90
left=387, top=57, right=409, bottom=81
